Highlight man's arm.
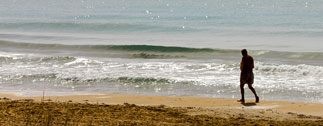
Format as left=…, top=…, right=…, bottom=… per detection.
left=240, top=57, right=245, bottom=71
left=250, top=56, right=254, bottom=69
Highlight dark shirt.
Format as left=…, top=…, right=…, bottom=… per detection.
left=240, top=55, right=254, bottom=73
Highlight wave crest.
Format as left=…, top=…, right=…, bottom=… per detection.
left=1, top=41, right=323, bottom=61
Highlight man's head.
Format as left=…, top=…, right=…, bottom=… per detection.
left=241, top=49, right=248, bottom=57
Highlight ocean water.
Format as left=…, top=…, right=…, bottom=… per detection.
left=0, top=0, right=322, bottom=103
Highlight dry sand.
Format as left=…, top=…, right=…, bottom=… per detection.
left=0, top=93, right=322, bottom=125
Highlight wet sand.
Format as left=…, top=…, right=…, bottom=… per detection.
left=0, top=93, right=322, bottom=125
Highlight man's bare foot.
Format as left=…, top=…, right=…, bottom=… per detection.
left=256, top=96, right=259, bottom=103
left=238, top=99, right=245, bottom=103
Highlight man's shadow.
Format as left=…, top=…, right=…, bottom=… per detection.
left=241, top=102, right=257, bottom=106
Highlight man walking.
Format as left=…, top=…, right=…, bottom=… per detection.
left=239, top=49, right=259, bottom=103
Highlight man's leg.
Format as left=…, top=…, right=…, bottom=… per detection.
left=240, top=83, right=245, bottom=103
left=248, top=84, right=259, bottom=103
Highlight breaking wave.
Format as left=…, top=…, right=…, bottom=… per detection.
left=1, top=41, right=323, bottom=61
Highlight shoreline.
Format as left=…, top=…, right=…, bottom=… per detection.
left=1, top=93, right=322, bottom=120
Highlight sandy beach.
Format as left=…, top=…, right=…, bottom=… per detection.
left=0, top=93, right=322, bottom=125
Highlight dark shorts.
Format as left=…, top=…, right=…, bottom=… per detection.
left=240, top=72, right=254, bottom=84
